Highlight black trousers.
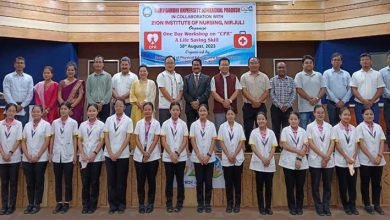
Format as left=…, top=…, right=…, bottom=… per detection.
left=336, top=166, right=357, bottom=209
left=309, top=167, right=333, bottom=211
left=186, top=108, right=199, bottom=152
left=283, top=168, right=306, bottom=211
left=271, top=105, right=292, bottom=144
left=164, top=161, right=185, bottom=207
left=360, top=165, right=383, bottom=206
left=327, top=101, right=343, bottom=126
left=105, top=157, right=129, bottom=211
left=53, top=162, right=73, bottom=203
left=194, top=162, right=214, bottom=207
left=0, top=163, right=20, bottom=209
left=98, top=103, right=111, bottom=122
left=80, top=161, right=102, bottom=210
left=384, top=98, right=390, bottom=142
left=223, top=165, right=243, bottom=207
left=158, top=109, right=171, bottom=125
left=22, top=161, right=48, bottom=206
left=243, top=103, right=267, bottom=151
left=255, top=171, right=274, bottom=210
left=134, top=160, right=159, bottom=206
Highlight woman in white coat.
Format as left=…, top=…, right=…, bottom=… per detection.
left=0, top=103, right=23, bottom=215
left=21, top=105, right=51, bottom=214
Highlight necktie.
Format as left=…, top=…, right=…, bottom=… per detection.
left=195, top=75, right=199, bottom=88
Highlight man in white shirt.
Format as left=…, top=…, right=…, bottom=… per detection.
left=112, top=56, right=138, bottom=116
left=295, top=55, right=326, bottom=129
left=323, top=52, right=352, bottom=126
left=350, top=53, right=385, bottom=124
left=379, top=51, right=390, bottom=142
left=156, top=56, right=184, bottom=125
left=3, top=56, right=34, bottom=126
left=241, top=57, right=270, bottom=151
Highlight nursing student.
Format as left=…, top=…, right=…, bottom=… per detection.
left=104, top=99, right=133, bottom=214
left=218, top=108, right=245, bottom=213
left=78, top=104, right=105, bottom=214
left=160, top=102, right=188, bottom=213
left=279, top=112, right=308, bottom=216
left=0, top=103, right=23, bottom=215
left=50, top=102, right=78, bottom=214
left=357, top=106, right=386, bottom=215
left=133, top=102, right=160, bottom=214
left=21, top=105, right=51, bottom=214
left=249, top=112, right=277, bottom=215
left=307, top=105, right=334, bottom=216
left=190, top=104, right=217, bottom=214
left=332, top=107, right=360, bottom=215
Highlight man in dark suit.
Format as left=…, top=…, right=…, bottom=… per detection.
left=184, top=58, right=211, bottom=131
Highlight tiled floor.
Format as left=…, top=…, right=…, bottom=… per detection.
left=2, top=207, right=389, bottom=220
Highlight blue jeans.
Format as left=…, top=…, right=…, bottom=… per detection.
left=15, top=106, right=29, bottom=127
left=354, top=102, right=379, bottom=124
left=383, top=99, right=390, bottom=142
left=299, top=112, right=314, bottom=130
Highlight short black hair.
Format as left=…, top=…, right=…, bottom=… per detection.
left=361, top=105, right=374, bottom=115
left=360, top=53, right=371, bottom=59
left=143, top=102, right=154, bottom=111
left=32, top=105, right=44, bottom=112
left=5, top=103, right=17, bottom=111
left=247, top=57, right=260, bottom=65
left=331, top=52, right=343, bottom=60
left=192, top=58, right=202, bottom=66
left=165, top=55, right=175, bottom=62
left=302, top=55, right=314, bottom=63
left=94, top=55, right=104, bottom=62
left=219, top=57, right=230, bottom=66
left=138, top=64, right=148, bottom=72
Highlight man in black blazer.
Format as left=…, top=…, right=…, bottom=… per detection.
left=184, top=58, right=211, bottom=130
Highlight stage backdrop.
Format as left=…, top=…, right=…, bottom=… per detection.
left=139, top=3, right=256, bottom=66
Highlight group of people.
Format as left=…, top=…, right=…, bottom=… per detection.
left=0, top=51, right=389, bottom=216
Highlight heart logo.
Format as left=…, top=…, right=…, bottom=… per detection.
left=147, top=33, right=159, bottom=44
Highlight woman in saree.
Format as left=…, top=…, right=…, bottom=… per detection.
left=34, top=66, right=59, bottom=124
left=58, top=61, right=85, bottom=124
left=130, top=65, right=157, bottom=126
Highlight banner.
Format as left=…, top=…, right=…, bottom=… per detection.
left=139, top=3, right=256, bottom=66
left=183, top=155, right=225, bottom=188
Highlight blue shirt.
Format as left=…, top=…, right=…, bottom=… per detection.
left=380, top=66, right=390, bottom=99
left=323, top=68, right=352, bottom=103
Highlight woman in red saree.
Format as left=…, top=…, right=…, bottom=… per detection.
left=58, top=62, right=85, bottom=124
left=34, top=66, right=59, bottom=124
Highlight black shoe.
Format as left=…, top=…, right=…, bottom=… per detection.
left=87, top=208, right=95, bottom=214
left=289, top=209, right=297, bottom=215
left=205, top=205, right=212, bottom=213
left=324, top=209, right=332, bottom=216
left=24, top=204, right=34, bottom=214
left=259, top=208, right=266, bottom=215
left=82, top=207, right=88, bottom=214
left=108, top=208, right=116, bottom=214
left=197, top=206, right=204, bottom=213
left=350, top=206, right=359, bottom=215
left=166, top=206, right=173, bottom=213
left=145, top=204, right=154, bottom=213
left=138, top=205, right=145, bottom=214
left=226, top=205, right=232, bottom=213
left=30, top=205, right=41, bottom=214
left=5, top=207, right=15, bottom=215
left=0, top=208, right=7, bottom=215
left=233, top=205, right=240, bottom=213
left=364, top=205, right=375, bottom=215
left=53, top=203, right=63, bottom=214
left=344, top=206, right=352, bottom=215
left=117, top=208, right=125, bottom=214
left=266, top=208, right=273, bottom=215
left=296, top=209, right=303, bottom=215
left=60, top=203, right=70, bottom=214
left=174, top=205, right=183, bottom=213
left=316, top=208, right=325, bottom=216
left=374, top=206, right=384, bottom=215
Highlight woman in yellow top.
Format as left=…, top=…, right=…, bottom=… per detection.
left=130, top=65, right=157, bottom=126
